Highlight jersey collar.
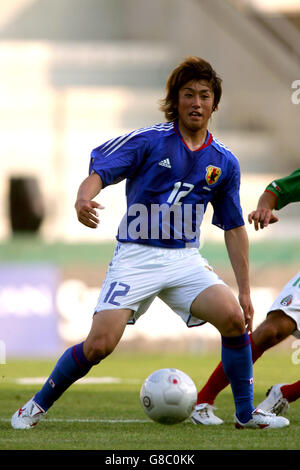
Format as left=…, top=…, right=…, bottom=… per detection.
left=173, top=121, right=213, bottom=152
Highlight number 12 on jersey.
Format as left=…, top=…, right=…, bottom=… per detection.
left=167, top=182, right=194, bottom=205
left=103, top=281, right=131, bottom=306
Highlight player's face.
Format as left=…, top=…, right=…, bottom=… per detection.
left=177, top=80, right=214, bottom=133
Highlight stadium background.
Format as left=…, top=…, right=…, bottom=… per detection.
left=0, top=0, right=299, bottom=361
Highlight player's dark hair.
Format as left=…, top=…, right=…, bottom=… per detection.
left=160, top=56, right=222, bottom=121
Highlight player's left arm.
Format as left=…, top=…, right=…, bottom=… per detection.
left=224, top=225, right=254, bottom=332
left=248, top=190, right=279, bottom=231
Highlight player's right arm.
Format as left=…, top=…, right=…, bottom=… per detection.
left=77, top=129, right=149, bottom=229
left=75, top=172, right=104, bottom=229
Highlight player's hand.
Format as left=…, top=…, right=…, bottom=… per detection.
left=75, top=199, right=104, bottom=228
left=238, top=292, right=254, bottom=333
left=248, top=208, right=279, bottom=231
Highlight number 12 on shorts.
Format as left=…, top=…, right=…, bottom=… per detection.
left=103, top=281, right=131, bottom=306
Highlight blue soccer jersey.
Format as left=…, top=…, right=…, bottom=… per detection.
left=89, top=121, right=244, bottom=248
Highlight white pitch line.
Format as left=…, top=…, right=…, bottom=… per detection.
left=10, top=377, right=141, bottom=385
left=0, top=417, right=150, bottom=423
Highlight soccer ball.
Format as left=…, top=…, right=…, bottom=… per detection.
left=140, top=368, right=197, bottom=425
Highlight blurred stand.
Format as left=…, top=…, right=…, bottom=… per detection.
left=0, top=0, right=299, bottom=357
left=0, top=0, right=299, bottom=242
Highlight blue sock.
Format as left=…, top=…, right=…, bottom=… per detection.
left=34, top=342, right=95, bottom=411
left=221, top=331, right=254, bottom=423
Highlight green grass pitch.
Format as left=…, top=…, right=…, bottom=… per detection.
left=0, top=350, right=299, bottom=451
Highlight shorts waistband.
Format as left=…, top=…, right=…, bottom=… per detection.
left=116, top=241, right=199, bottom=258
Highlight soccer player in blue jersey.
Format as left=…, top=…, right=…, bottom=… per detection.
left=12, top=56, right=288, bottom=429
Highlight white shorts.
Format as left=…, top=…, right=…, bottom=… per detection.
left=94, top=242, right=226, bottom=327
left=267, top=271, right=300, bottom=338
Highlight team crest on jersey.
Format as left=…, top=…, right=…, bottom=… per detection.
left=205, top=166, right=221, bottom=185
left=280, top=295, right=293, bottom=306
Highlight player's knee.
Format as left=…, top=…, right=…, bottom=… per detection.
left=85, top=336, right=116, bottom=362
left=221, top=308, right=245, bottom=337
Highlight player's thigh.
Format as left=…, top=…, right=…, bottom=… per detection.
left=160, top=252, right=243, bottom=334
left=190, top=284, right=245, bottom=336
left=84, top=308, right=133, bottom=361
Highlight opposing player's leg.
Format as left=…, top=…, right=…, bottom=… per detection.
left=247, top=310, right=296, bottom=416
left=257, top=383, right=290, bottom=415
left=255, top=274, right=300, bottom=415
left=192, top=310, right=296, bottom=424
left=11, top=308, right=132, bottom=429
left=252, top=310, right=296, bottom=351
left=189, top=285, right=289, bottom=428
left=258, top=380, right=300, bottom=415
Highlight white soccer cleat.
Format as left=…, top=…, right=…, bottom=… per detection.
left=190, top=403, right=224, bottom=425
left=234, top=408, right=289, bottom=429
left=257, top=384, right=290, bottom=415
left=11, top=397, right=46, bottom=429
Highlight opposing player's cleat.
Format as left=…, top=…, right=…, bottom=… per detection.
left=234, top=408, right=289, bottom=429
left=190, top=403, right=224, bottom=425
left=257, top=383, right=290, bottom=415
left=11, top=397, right=46, bottom=429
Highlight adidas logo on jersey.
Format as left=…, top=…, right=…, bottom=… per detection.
left=158, top=158, right=171, bottom=168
